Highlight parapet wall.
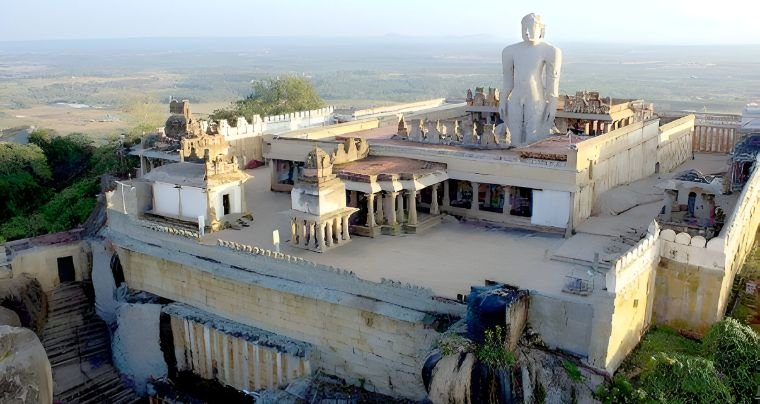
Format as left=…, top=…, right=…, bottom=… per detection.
left=212, top=106, right=335, bottom=140
left=654, top=156, right=760, bottom=332
left=654, top=224, right=727, bottom=333
left=601, top=221, right=660, bottom=372
left=717, top=153, right=760, bottom=311
left=606, top=221, right=661, bottom=294
left=657, top=115, right=695, bottom=173
left=572, top=117, right=695, bottom=228
left=572, top=120, right=660, bottom=226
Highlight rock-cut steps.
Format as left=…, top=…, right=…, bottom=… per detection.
left=41, top=282, right=140, bottom=404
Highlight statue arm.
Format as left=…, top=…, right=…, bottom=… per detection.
left=543, top=46, right=563, bottom=121
left=500, top=48, right=514, bottom=118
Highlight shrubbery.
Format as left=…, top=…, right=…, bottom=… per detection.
left=601, top=320, right=760, bottom=403
left=639, top=352, right=734, bottom=403
left=703, top=318, right=760, bottom=403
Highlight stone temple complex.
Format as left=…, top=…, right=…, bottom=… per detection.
left=2, top=13, right=760, bottom=404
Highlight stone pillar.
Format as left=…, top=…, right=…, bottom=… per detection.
left=407, top=192, right=418, bottom=225
left=502, top=186, right=512, bottom=215
left=470, top=182, right=480, bottom=212
left=325, top=221, right=333, bottom=248
left=300, top=220, right=307, bottom=246
left=332, top=218, right=341, bottom=245
left=270, top=162, right=278, bottom=188
left=313, top=222, right=323, bottom=250
left=349, top=191, right=358, bottom=208
left=442, top=180, right=450, bottom=208
left=396, top=191, right=405, bottom=223
left=387, top=192, right=398, bottom=225
left=342, top=215, right=351, bottom=241
left=366, top=193, right=377, bottom=227
left=290, top=218, right=297, bottom=245
left=309, top=221, right=316, bottom=248
left=376, top=192, right=384, bottom=225
left=431, top=184, right=440, bottom=215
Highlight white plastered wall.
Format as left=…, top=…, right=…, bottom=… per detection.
left=531, top=190, right=571, bottom=228
left=153, top=182, right=180, bottom=217
left=180, top=186, right=207, bottom=220
left=211, top=182, right=243, bottom=219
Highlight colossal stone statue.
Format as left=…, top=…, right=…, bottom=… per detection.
left=499, top=13, right=562, bottom=145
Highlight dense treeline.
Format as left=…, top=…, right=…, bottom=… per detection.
left=0, top=130, right=138, bottom=242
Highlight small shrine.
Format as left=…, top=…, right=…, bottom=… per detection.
left=284, top=147, right=358, bottom=252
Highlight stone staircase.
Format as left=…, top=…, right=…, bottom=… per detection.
left=42, top=282, right=140, bottom=404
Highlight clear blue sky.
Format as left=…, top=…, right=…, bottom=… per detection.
left=1, top=0, right=758, bottom=44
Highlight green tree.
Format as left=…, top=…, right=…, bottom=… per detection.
left=0, top=143, right=52, bottom=221
left=89, top=135, right=139, bottom=178
left=29, top=130, right=94, bottom=189
left=211, top=76, right=324, bottom=124
left=40, top=178, right=99, bottom=233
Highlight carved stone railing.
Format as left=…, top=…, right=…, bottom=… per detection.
left=215, top=239, right=432, bottom=293
left=398, top=118, right=511, bottom=149
left=144, top=223, right=201, bottom=240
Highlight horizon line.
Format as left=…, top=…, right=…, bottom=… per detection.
left=0, top=34, right=759, bottom=47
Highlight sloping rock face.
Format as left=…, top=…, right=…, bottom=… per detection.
left=0, top=325, right=53, bottom=404
left=0, top=307, right=21, bottom=327
left=517, top=346, right=605, bottom=404
left=0, top=275, right=47, bottom=332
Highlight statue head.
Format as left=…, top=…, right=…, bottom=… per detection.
left=521, top=13, right=545, bottom=44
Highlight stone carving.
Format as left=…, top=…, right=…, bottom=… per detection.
left=481, top=124, right=499, bottom=146
left=472, top=87, right=487, bottom=106
left=397, top=116, right=408, bottom=138
left=333, top=137, right=369, bottom=165
left=499, top=13, right=562, bottom=145
left=409, top=119, right=424, bottom=142
left=563, top=91, right=611, bottom=114
left=426, top=120, right=441, bottom=144
left=400, top=118, right=513, bottom=149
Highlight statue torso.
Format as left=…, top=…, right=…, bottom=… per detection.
left=503, top=42, right=558, bottom=102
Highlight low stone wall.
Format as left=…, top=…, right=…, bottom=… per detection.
left=115, top=241, right=448, bottom=399
left=528, top=294, right=593, bottom=359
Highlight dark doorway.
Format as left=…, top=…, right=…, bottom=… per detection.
left=687, top=192, right=697, bottom=217
left=222, top=194, right=231, bottom=215
left=57, top=256, right=76, bottom=283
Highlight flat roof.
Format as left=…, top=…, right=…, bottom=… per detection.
left=128, top=153, right=734, bottom=300
left=334, top=156, right=446, bottom=182
left=143, top=162, right=206, bottom=187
